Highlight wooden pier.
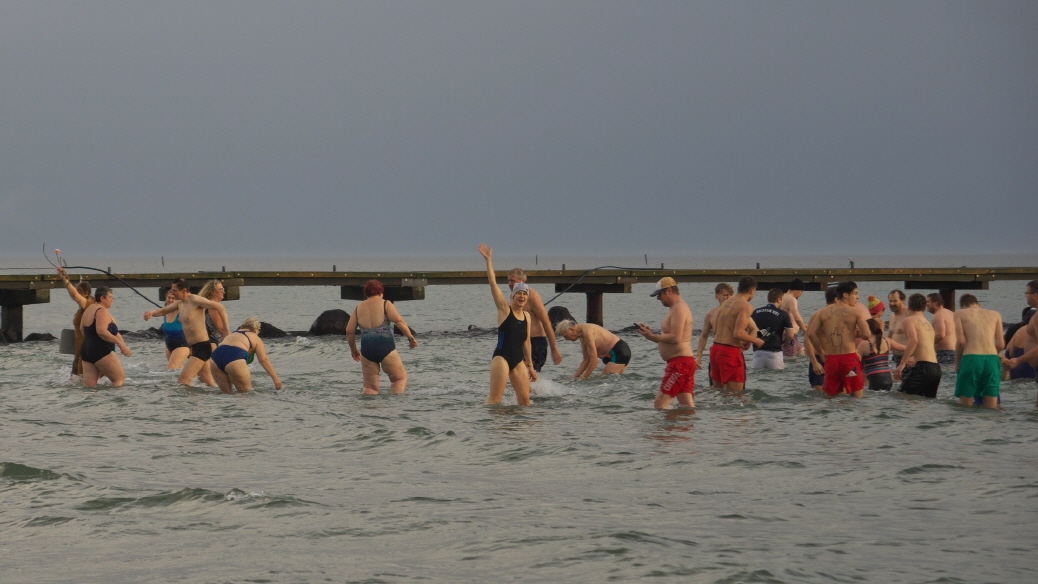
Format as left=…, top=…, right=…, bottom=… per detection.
left=2, top=267, right=1036, bottom=341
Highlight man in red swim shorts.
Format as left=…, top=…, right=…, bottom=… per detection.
left=709, top=276, right=765, bottom=390
left=807, top=281, right=872, bottom=397
left=636, top=277, right=696, bottom=409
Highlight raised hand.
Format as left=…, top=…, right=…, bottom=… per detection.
left=478, top=243, right=492, bottom=260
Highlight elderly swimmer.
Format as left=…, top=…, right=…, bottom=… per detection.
left=555, top=320, right=630, bottom=378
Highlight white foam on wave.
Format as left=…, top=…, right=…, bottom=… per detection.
left=530, top=378, right=574, bottom=397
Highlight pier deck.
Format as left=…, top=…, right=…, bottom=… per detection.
left=2, top=267, right=1036, bottom=340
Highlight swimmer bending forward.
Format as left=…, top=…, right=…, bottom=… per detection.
left=480, top=243, right=536, bottom=406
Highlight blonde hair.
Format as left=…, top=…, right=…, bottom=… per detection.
left=199, top=279, right=223, bottom=299
left=239, top=317, right=260, bottom=333
left=555, top=319, right=577, bottom=338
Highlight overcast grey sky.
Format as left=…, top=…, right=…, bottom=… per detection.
left=1, top=1, right=1034, bottom=258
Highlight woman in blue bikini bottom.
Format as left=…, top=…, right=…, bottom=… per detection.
left=209, top=318, right=282, bottom=393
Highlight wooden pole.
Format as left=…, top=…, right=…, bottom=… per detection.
left=1, top=305, right=23, bottom=342
left=586, top=292, right=603, bottom=326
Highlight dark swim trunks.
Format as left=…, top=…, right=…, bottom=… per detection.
left=530, top=336, right=548, bottom=372
left=190, top=340, right=213, bottom=362
left=900, top=361, right=941, bottom=398
left=601, top=339, right=632, bottom=366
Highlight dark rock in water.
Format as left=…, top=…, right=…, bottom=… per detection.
left=309, top=309, right=349, bottom=335
left=394, top=324, right=416, bottom=337
left=548, top=306, right=577, bottom=329
left=121, top=328, right=163, bottom=340
left=0, top=328, right=18, bottom=343
left=260, top=322, right=289, bottom=338
left=24, top=333, right=57, bottom=342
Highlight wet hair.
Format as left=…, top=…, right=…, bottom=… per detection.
left=737, top=276, right=757, bottom=294
left=825, top=286, right=838, bottom=304
left=907, top=293, right=927, bottom=312
left=555, top=320, right=577, bottom=338
left=75, top=281, right=91, bottom=297
left=363, top=279, right=384, bottom=298
left=959, top=294, right=978, bottom=308
left=508, top=268, right=527, bottom=281
left=926, top=293, right=943, bottom=307
left=888, top=289, right=906, bottom=301
left=198, top=279, right=223, bottom=299
left=867, top=318, right=884, bottom=349
left=171, top=278, right=188, bottom=291
left=239, top=317, right=261, bottom=333
left=94, top=286, right=112, bottom=302
left=715, top=283, right=734, bottom=295
left=1027, top=280, right=1038, bottom=295
left=834, top=281, right=857, bottom=299
left=767, top=288, right=784, bottom=303
left=788, top=278, right=804, bottom=291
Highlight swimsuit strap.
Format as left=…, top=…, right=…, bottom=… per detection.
left=234, top=330, right=253, bottom=351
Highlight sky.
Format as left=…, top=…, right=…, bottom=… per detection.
left=1, top=1, right=1035, bottom=258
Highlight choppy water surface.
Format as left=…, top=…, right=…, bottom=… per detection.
left=2, top=259, right=1037, bottom=583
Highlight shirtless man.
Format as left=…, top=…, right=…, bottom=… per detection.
left=695, top=282, right=733, bottom=383
left=953, top=294, right=1004, bottom=408
left=926, top=293, right=957, bottom=365
left=144, top=278, right=229, bottom=386
left=806, top=281, right=872, bottom=397
left=555, top=320, right=630, bottom=378
left=804, top=287, right=838, bottom=391
left=1005, top=280, right=1038, bottom=406
left=508, top=268, right=562, bottom=372
left=636, top=277, right=695, bottom=409
left=894, top=293, right=941, bottom=398
left=780, top=278, right=808, bottom=358
left=709, top=276, right=764, bottom=390
left=886, top=290, right=910, bottom=368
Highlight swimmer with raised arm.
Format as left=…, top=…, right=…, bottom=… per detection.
left=144, top=278, right=229, bottom=386
left=56, top=267, right=95, bottom=378
left=480, top=243, right=536, bottom=406
left=508, top=268, right=562, bottom=371
left=158, top=289, right=190, bottom=370
left=555, top=320, right=630, bottom=378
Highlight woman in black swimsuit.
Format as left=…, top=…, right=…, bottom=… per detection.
left=480, top=243, right=537, bottom=406
left=79, top=286, right=132, bottom=388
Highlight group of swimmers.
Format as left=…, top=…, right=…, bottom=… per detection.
left=58, top=268, right=281, bottom=393
left=55, top=259, right=1038, bottom=409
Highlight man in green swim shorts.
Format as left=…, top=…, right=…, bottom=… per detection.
left=953, top=294, right=1005, bottom=409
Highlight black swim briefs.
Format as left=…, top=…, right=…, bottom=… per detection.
left=190, top=340, right=213, bottom=362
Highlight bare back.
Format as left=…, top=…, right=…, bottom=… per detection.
left=814, top=302, right=870, bottom=356
left=714, top=296, right=752, bottom=346
left=355, top=297, right=390, bottom=329
left=931, top=307, right=957, bottom=351
left=904, top=314, right=937, bottom=363
left=779, top=293, right=804, bottom=332
left=954, top=307, right=1003, bottom=355
left=580, top=323, right=620, bottom=359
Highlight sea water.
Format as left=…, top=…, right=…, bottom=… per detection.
left=1, top=255, right=1036, bottom=583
